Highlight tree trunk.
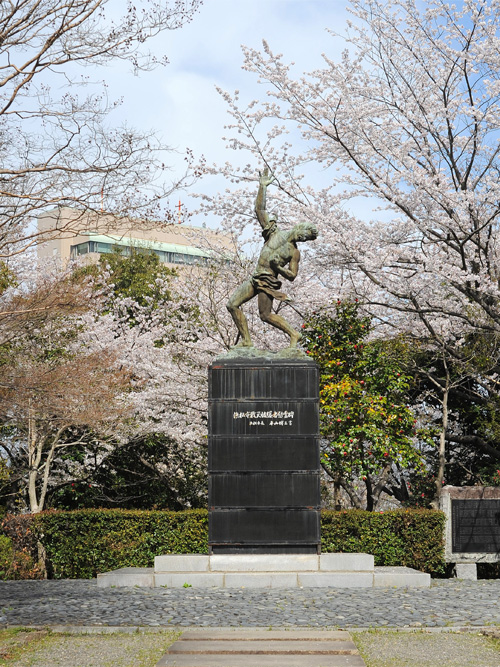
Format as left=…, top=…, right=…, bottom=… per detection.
left=339, top=478, right=364, bottom=509
left=333, top=474, right=342, bottom=510
left=365, top=476, right=374, bottom=511
left=27, top=404, right=41, bottom=513
left=432, top=363, right=450, bottom=509
left=367, top=463, right=392, bottom=511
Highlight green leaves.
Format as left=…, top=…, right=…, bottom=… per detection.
left=321, top=509, right=446, bottom=575
left=101, top=248, right=176, bottom=308
left=1, top=508, right=445, bottom=578
left=303, top=301, right=423, bottom=507
left=0, top=262, right=17, bottom=295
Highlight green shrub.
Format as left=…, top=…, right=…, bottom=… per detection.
left=2, top=507, right=445, bottom=579
left=321, top=509, right=446, bottom=575
left=33, top=508, right=208, bottom=579
left=0, top=534, right=13, bottom=579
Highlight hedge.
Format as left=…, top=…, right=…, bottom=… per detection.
left=1, top=508, right=445, bottom=579
left=2, top=509, right=208, bottom=580
left=321, top=509, right=445, bottom=575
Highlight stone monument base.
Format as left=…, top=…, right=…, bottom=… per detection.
left=97, top=553, right=430, bottom=588
left=208, top=354, right=321, bottom=554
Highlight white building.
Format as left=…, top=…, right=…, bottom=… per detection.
left=37, top=207, right=233, bottom=267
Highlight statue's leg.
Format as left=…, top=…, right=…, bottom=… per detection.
left=227, top=280, right=256, bottom=347
left=258, top=292, right=302, bottom=348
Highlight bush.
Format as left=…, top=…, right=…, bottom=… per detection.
left=34, top=508, right=208, bottom=579
left=321, top=509, right=446, bottom=575
left=1, top=513, right=44, bottom=579
left=0, top=534, right=13, bottom=579
left=0, top=532, right=43, bottom=580
left=2, top=507, right=445, bottom=579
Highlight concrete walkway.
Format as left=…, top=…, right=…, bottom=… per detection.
left=156, top=629, right=365, bottom=666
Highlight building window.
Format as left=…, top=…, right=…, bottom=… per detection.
left=70, top=241, right=209, bottom=266
left=96, top=242, right=112, bottom=254
left=70, top=242, right=90, bottom=256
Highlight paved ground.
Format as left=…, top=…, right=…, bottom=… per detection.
left=2, top=626, right=500, bottom=667
left=1, top=579, right=500, bottom=629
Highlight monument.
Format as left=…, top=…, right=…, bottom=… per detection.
left=440, top=485, right=500, bottom=580
left=209, top=167, right=320, bottom=554
left=96, top=168, right=431, bottom=588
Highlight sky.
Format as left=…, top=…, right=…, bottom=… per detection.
left=103, top=0, right=351, bottom=224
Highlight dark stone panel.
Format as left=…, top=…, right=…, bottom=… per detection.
left=209, top=437, right=319, bottom=471
left=209, top=509, right=321, bottom=545
left=207, top=359, right=320, bottom=552
left=452, top=499, right=500, bottom=553
left=209, top=401, right=318, bottom=436
left=209, top=359, right=319, bottom=400
left=209, top=472, right=320, bottom=508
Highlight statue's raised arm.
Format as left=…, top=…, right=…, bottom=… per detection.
left=255, top=167, right=277, bottom=240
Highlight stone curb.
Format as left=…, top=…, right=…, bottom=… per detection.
left=2, top=624, right=497, bottom=634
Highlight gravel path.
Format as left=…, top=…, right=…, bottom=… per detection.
left=353, top=631, right=500, bottom=667
left=1, top=629, right=179, bottom=667
left=1, top=627, right=500, bottom=667
left=1, top=579, right=500, bottom=629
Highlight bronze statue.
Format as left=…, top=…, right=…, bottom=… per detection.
left=227, top=168, right=318, bottom=348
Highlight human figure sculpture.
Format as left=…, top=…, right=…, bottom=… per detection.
left=226, top=167, right=318, bottom=348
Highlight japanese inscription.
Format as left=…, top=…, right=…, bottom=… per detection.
left=233, top=410, right=295, bottom=427
left=452, top=499, right=500, bottom=553
left=210, top=400, right=317, bottom=436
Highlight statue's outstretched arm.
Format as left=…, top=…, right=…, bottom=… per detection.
left=255, top=167, right=275, bottom=230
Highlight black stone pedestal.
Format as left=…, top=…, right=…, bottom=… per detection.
left=208, top=355, right=320, bottom=554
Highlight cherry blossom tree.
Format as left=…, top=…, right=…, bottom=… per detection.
left=200, top=0, right=500, bottom=503
left=0, top=0, right=202, bottom=258
left=0, top=246, right=247, bottom=512
left=0, top=0, right=208, bottom=510
left=0, top=260, right=132, bottom=513
left=210, top=0, right=500, bottom=330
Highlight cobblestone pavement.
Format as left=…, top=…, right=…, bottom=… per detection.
left=1, top=579, right=500, bottom=629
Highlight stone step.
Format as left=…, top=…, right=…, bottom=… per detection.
left=178, top=630, right=352, bottom=641
left=97, top=567, right=154, bottom=588
left=321, top=554, right=374, bottom=571
left=298, top=572, right=373, bottom=588
left=168, top=639, right=359, bottom=654
left=153, top=553, right=374, bottom=573
left=374, top=566, right=430, bottom=588
left=155, top=572, right=225, bottom=588
left=156, top=655, right=366, bottom=666
left=209, top=554, right=319, bottom=572
left=155, top=555, right=210, bottom=572
left=153, top=571, right=374, bottom=588
left=97, top=564, right=430, bottom=588
left=156, top=630, right=366, bottom=666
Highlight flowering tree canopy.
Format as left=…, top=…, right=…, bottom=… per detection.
left=207, top=0, right=500, bottom=343
left=0, top=0, right=203, bottom=258
left=197, top=0, right=500, bottom=504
